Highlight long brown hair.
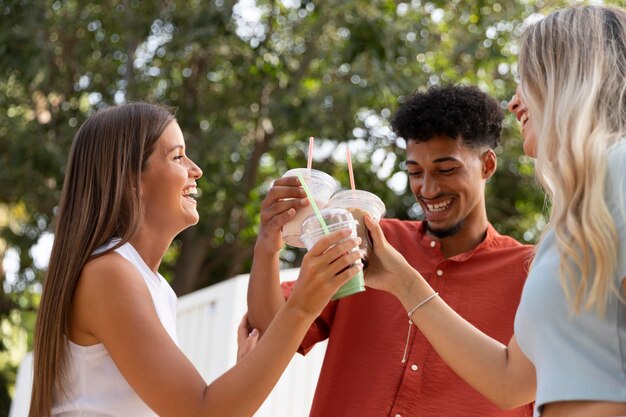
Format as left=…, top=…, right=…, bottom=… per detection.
left=29, top=102, right=175, bottom=417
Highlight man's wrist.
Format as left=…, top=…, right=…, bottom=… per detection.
left=254, top=238, right=282, bottom=256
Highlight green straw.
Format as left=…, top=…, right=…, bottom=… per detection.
left=297, top=173, right=329, bottom=234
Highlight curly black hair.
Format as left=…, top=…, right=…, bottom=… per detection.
left=390, top=85, right=504, bottom=149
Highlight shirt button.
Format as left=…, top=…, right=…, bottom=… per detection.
left=436, top=269, right=443, bottom=276
left=430, top=241, right=436, bottom=247
left=395, top=414, right=402, bottom=417
left=411, top=364, right=419, bottom=371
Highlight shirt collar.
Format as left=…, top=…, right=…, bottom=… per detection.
left=417, top=221, right=499, bottom=261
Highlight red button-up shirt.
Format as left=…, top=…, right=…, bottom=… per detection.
left=282, top=219, right=534, bottom=417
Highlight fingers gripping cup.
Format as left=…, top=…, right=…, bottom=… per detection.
left=328, top=190, right=386, bottom=269
left=281, top=168, right=340, bottom=248
left=300, top=208, right=366, bottom=300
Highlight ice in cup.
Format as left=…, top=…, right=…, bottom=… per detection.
left=327, top=189, right=386, bottom=269
left=300, top=208, right=365, bottom=300
left=281, top=168, right=340, bottom=248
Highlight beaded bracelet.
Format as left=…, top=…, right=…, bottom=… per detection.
left=401, top=292, right=439, bottom=363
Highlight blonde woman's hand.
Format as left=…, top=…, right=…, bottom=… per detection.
left=363, top=215, right=421, bottom=296
left=288, top=229, right=362, bottom=318
left=236, top=312, right=259, bottom=362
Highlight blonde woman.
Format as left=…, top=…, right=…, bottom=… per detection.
left=364, top=5, right=626, bottom=417
left=29, top=102, right=362, bottom=417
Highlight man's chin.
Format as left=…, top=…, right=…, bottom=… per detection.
left=424, top=221, right=463, bottom=239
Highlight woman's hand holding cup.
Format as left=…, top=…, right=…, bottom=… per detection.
left=362, top=215, right=422, bottom=297
left=288, top=229, right=362, bottom=318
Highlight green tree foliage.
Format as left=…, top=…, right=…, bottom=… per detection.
left=1, top=0, right=616, bottom=408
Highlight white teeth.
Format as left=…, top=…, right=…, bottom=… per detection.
left=426, top=199, right=452, bottom=212
left=520, top=113, right=529, bottom=127
left=183, top=186, right=197, bottom=197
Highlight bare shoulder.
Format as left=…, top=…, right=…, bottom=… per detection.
left=80, top=251, right=144, bottom=290
left=76, top=250, right=154, bottom=310
left=71, top=250, right=154, bottom=344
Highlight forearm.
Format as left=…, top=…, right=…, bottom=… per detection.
left=394, top=271, right=535, bottom=409
left=203, top=301, right=314, bottom=416
left=246, top=243, right=287, bottom=333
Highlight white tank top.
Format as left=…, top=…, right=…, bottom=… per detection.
left=52, top=241, right=178, bottom=417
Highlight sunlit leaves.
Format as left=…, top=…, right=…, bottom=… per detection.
left=2, top=0, right=620, bottom=361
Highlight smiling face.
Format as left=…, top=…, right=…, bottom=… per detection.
left=140, top=121, right=203, bottom=235
left=406, top=135, right=495, bottom=239
left=508, top=87, right=537, bottom=158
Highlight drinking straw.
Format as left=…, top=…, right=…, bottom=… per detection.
left=307, top=136, right=314, bottom=170
left=346, top=146, right=356, bottom=191
left=297, top=172, right=329, bottom=234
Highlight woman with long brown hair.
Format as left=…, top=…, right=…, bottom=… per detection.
left=29, top=102, right=362, bottom=417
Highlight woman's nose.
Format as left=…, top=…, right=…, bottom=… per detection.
left=507, top=94, right=520, bottom=113
left=189, top=159, right=203, bottom=179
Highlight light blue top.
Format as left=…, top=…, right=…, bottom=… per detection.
left=514, top=141, right=626, bottom=416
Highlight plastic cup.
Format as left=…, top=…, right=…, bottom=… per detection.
left=327, top=190, right=386, bottom=269
left=300, top=208, right=365, bottom=300
left=280, top=168, right=340, bottom=248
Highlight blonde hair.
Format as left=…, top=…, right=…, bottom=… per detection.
left=518, top=5, right=626, bottom=314
left=29, top=103, right=175, bottom=417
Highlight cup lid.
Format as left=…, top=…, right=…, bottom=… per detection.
left=328, top=189, right=386, bottom=219
left=282, top=168, right=340, bottom=191
left=301, top=208, right=354, bottom=235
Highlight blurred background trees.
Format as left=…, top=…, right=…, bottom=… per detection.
left=1, top=0, right=618, bottom=410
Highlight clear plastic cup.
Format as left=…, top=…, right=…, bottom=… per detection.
left=280, top=168, right=340, bottom=248
left=300, top=208, right=365, bottom=300
left=327, top=189, right=386, bottom=269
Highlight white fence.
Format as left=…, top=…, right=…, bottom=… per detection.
left=9, top=268, right=326, bottom=417
left=175, top=268, right=326, bottom=417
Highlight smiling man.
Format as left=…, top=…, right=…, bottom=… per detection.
left=247, top=85, right=535, bottom=417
